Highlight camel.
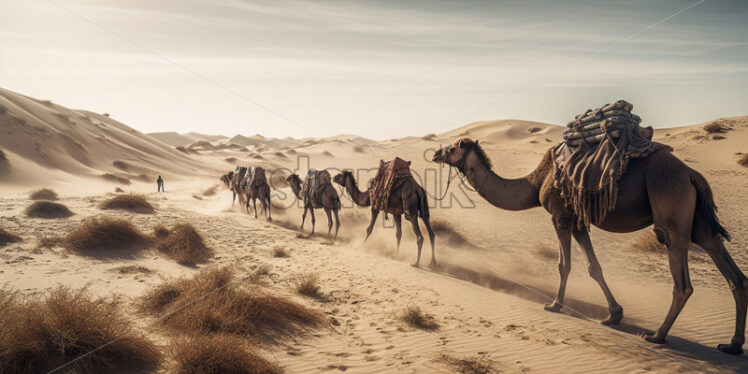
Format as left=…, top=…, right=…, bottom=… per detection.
left=432, top=138, right=747, bottom=354
left=286, top=173, right=341, bottom=239
left=220, top=173, right=231, bottom=189
left=242, top=168, right=272, bottom=221
left=228, top=168, right=248, bottom=207
left=333, top=170, right=436, bottom=267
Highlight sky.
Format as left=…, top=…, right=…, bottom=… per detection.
left=1, top=0, right=747, bottom=139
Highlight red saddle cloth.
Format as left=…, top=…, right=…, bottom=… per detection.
left=369, top=157, right=411, bottom=212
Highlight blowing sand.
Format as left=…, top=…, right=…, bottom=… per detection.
left=2, top=87, right=748, bottom=372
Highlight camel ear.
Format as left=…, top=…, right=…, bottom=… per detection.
left=475, top=140, right=479, bottom=146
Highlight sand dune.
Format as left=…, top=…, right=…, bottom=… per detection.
left=2, top=86, right=748, bottom=372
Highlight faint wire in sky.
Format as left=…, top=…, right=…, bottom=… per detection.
left=41, top=0, right=308, bottom=129
left=437, top=0, right=706, bottom=132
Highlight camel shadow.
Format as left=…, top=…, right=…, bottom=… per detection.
left=424, top=262, right=748, bottom=372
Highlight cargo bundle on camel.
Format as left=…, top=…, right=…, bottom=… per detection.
left=432, top=100, right=746, bottom=355
left=333, top=158, right=436, bottom=268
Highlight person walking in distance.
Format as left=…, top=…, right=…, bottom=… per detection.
left=157, top=175, right=165, bottom=192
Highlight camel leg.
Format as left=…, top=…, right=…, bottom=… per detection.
left=300, top=205, right=308, bottom=231
left=265, top=195, right=272, bottom=221
left=408, top=216, right=425, bottom=267
left=545, top=215, right=572, bottom=313
left=333, top=209, right=340, bottom=241
left=423, top=217, right=436, bottom=268
left=645, top=236, right=692, bottom=344
left=365, top=210, right=379, bottom=242
left=253, top=197, right=258, bottom=218
left=325, top=207, right=333, bottom=238
left=572, top=229, right=623, bottom=325
left=309, top=207, right=316, bottom=234
left=393, top=214, right=402, bottom=254
left=694, top=232, right=747, bottom=354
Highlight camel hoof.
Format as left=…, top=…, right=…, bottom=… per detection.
left=544, top=301, right=563, bottom=313
left=601, top=306, right=624, bottom=326
left=717, top=343, right=744, bottom=355
left=411, top=263, right=420, bottom=268
left=428, top=261, right=436, bottom=269
left=643, top=332, right=667, bottom=344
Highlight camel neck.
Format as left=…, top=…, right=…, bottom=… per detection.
left=460, top=151, right=541, bottom=211
left=346, top=175, right=371, bottom=207
left=290, top=181, right=303, bottom=200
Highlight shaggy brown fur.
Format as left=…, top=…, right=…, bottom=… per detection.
left=139, top=268, right=323, bottom=344
left=24, top=201, right=73, bottom=218
left=169, top=334, right=283, bottom=374
left=0, top=287, right=161, bottom=374
left=29, top=188, right=58, bottom=201
left=99, top=194, right=154, bottom=214
left=155, top=223, right=213, bottom=265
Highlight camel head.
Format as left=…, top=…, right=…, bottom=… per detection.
left=432, top=138, right=492, bottom=171
left=285, top=174, right=302, bottom=188
left=333, top=170, right=353, bottom=186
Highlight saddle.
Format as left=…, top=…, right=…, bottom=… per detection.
left=369, top=157, right=411, bottom=214
left=302, top=169, right=332, bottom=206
left=250, top=167, right=267, bottom=188
left=553, top=100, right=670, bottom=229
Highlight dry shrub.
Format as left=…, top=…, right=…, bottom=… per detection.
left=295, top=274, right=320, bottom=297
left=170, top=334, right=282, bottom=374
left=114, top=187, right=124, bottom=193
left=739, top=153, right=748, bottom=167
left=272, top=246, right=289, bottom=258
left=224, top=157, right=238, bottom=163
left=399, top=305, right=439, bottom=330
left=155, top=223, right=213, bottom=265
left=176, top=146, right=189, bottom=154
left=296, top=232, right=311, bottom=239
left=101, top=173, right=131, bottom=185
left=0, top=227, right=22, bottom=246
left=711, top=134, right=726, bottom=140
left=192, top=194, right=203, bottom=200
left=139, top=268, right=323, bottom=343
left=29, top=188, right=58, bottom=201
left=275, top=151, right=287, bottom=158
left=703, top=121, right=731, bottom=134
left=527, top=126, right=542, bottom=133
left=0, top=287, right=161, bottom=374
left=153, top=224, right=170, bottom=240
left=112, top=160, right=130, bottom=171
left=421, top=133, right=437, bottom=141
left=99, top=194, right=154, bottom=214
left=60, top=218, right=151, bottom=255
left=435, top=353, right=499, bottom=374
left=632, top=232, right=666, bottom=254
left=322, top=151, right=333, bottom=157
left=25, top=201, right=73, bottom=218
left=353, top=145, right=365, bottom=153
left=111, top=265, right=152, bottom=274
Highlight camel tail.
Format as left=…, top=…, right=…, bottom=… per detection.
left=690, top=170, right=730, bottom=242
left=331, top=186, right=341, bottom=211
left=417, top=187, right=430, bottom=220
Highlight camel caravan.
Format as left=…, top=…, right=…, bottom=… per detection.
left=220, top=166, right=272, bottom=221
left=219, top=100, right=746, bottom=355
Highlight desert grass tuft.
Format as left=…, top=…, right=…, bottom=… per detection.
left=110, top=265, right=152, bottom=274
left=295, top=274, right=321, bottom=297
left=0, top=287, right=162, bottom=374
left=24, top=201, right=73, bottom=218
left=138, top=267, right=323, bottom=343
left=99, top=194, right=154, bottom=214
left=272, top=246, right=289, bottom=258
left=738, top=153, right=748, bottom=167
left=59, top=218, right=151, bottom=255
left=421, top=133, right=437, bottom=141
left=434, top=352, right=499, bottom=374
left=153, top=224, right=171, bottom=240
left=632, top=232, right=666, bottom=254
left=155, top=223, right=213, bottom=265
left=0, top=227, right=22, bottom=246
left=170, top=334, right=283, bottom=374
left=399, top=305, right=439, bottom=330
left=29, top=188, right=58, bottom=201
left=703, top=121, right=731, bottom=134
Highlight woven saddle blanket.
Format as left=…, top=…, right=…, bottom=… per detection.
left=554, top=100, right=670, bottom=229
left=369, top=157, right=411, bottom=212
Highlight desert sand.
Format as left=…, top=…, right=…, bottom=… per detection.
left=2, top=86, right=748, bottom=373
